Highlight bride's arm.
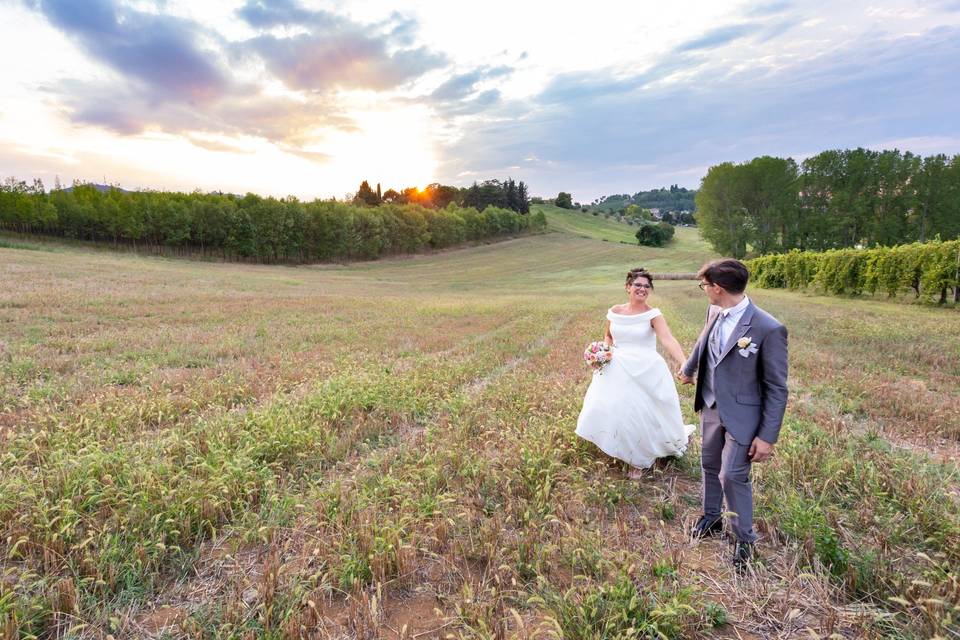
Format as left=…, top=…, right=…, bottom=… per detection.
left=603, top=320, right=613, bottom=349
left=651, top=316, right=685, bottom=367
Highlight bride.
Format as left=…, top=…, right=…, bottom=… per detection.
left=576, top=267, right=695, bottom=477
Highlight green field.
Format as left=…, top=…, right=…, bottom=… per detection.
left=1, top=220, right=958, bottom=638
left=537, top=203, right=641, bottom=243
left=536, top=203, right=711, bottom=272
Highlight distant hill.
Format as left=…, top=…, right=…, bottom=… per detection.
left=591, top=185, right=696, bottom=213
left=62, top=183, right=130, bottom=194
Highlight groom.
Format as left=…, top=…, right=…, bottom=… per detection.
left=678, top=259, right=788, bottom=571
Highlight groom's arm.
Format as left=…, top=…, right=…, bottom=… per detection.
left=681, top=345, right=701, bottom=379
left=756, top=323, right=789, bottom=444
left=681, top=306, right=713, bottom=378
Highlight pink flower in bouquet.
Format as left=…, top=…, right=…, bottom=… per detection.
left=583, top=341, right=612, bottom=373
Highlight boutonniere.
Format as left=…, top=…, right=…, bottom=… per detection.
left=737, top=336, right=759, bottom=358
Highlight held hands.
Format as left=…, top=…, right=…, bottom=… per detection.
left=676, top=369, right=694, bottom=385
left=748, top=437, right=774, bottom=462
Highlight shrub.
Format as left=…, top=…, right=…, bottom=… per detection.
left=746, top=240, right=959, bottom=301
left=635, top=222, right=675, bottom=247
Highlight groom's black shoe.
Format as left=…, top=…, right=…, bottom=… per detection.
left=732, top=541, right=754, bottom=573
left=691, top=515, right=723, bottom=539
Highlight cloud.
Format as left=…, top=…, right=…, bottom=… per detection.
left=675, top=23, right=762, bottom=52
left=235, top=0, right=323, bottom=28
left=437, top=25, right=960, bottom=199
left=746, top=1, right=793, bottom=17
left=283, top=148, right=332, bottom=163
left=28, top=0, right=257, bottom=137
left=381, top=12, right=421, bottom=47
left=248, top=33, right=445, bottom=92
left=236, top=1, right=445, bottom=92
left=32, top=0, right=231, bottom=104
left=187, top=137, right=253, bottom=154
left=47, top=77, right=349, bottom=145
left=931, top=0, right=960, bottom=10
left=869, top=135, right=960, bottom=155
left=755, top=18, right=800, bottom=42
left=434, top=89, right=503, bottom=116
left=25, top=0, right=447, bottom=146
left=534, top=55, right=705, bottom=106
left=431, top=66, right=512, bottom=101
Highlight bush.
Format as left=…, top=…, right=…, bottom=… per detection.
left=635, top=222, right=675, bottom=247
left=746, top=240, right=960, bottom=301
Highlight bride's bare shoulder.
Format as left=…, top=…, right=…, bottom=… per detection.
left=609, top=303, right=625, bottom=313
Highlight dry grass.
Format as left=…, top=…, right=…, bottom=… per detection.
left=0, top=232, right=957, bottom=639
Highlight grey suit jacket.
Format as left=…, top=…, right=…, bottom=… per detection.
left=682, top=301, right=788, bottom=445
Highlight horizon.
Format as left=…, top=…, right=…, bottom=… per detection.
left=15, top=176, right=696, bottom=202
left=2, top=0, right=959, bottom=203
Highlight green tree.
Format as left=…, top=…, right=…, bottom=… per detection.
left=799, top=151, right=845, bottom=251
left=555, top=192, right=573, bottom=209
left=912, top=154, right=951, bottom=243
left=695, top=163, right=748, bottom=257
left=740, top=156, right=799, bottom=254
left=517, top=181, right=530, bottom=214
left=868, top=150, right=913, bottom=247
left=354, top=180, right=381, bottom=206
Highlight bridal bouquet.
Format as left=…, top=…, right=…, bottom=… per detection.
left=583, top=341, right=613, bottom=374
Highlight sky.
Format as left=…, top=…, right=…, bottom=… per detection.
left=2, top=0, right=959, bottom=202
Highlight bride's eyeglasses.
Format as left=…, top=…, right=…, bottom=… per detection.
left=631, top=283, right=652, bottom=289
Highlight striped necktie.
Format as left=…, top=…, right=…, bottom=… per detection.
left=710, top=311, right=728, bottom=358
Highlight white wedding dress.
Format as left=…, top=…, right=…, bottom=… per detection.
left=576, top=308, right=696, bottom=469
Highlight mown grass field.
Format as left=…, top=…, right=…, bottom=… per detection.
left=0, top=222, right=958, bottom=639
left=536, top=204, right=711, bottom=273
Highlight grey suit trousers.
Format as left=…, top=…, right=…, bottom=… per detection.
left=701, top=407, right=757, bottom=543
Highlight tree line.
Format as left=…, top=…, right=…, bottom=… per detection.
left=746, top=239, right=960, bottom=303
left=592, top=185, right=697, bottom=214
left=696, top=149, right=960, bottom=258
left=354, top=178, right=530, bottom=214
left=0, top=178, right=545, bottom=263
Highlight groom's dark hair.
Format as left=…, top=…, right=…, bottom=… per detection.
left=698, top=259, right=749, bottom=294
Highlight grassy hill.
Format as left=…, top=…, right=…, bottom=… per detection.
left=0, top=223, right=957, bottom=638
left=536, top=202, right=711, bottom=272
left=537, top=202, right=641, bottom=243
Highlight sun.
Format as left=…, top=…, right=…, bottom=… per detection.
left=314, top=103, right=438, bottom=193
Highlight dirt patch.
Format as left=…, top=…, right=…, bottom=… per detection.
left=381, top=589, right=446, bottom=638
left=135, top=606, right=187, bottom=635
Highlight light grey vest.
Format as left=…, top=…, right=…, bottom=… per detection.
left=701, top=313, right=725, bottom=408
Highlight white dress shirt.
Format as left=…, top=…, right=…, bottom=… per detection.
left=712, top=295, right=750, bottom=354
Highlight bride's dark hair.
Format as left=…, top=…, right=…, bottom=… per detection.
left=626, top=267, right=654, bottom=288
